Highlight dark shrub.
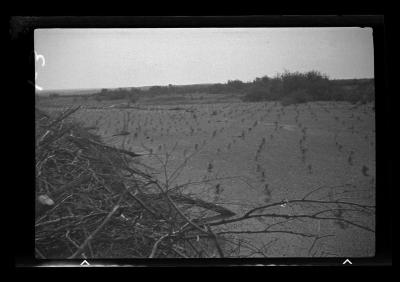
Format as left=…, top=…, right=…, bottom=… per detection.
left=356, top=81, right=375, bottom=103
left=279, top=70, right=331, bottom=100
left=280, top=89, right=312, bottom=106
left=93, top=88, right=141, bottom=101
left=242, top=88, right=269, bottom=102
left=127, top=95, right=138, bottom=104
left=242, top=82, right=281, bottom=102
left=49, top=93, right=60, bottom=98
left=227, top=80, right=246, bottom=92
left=329, top=86, right=347, bottom=101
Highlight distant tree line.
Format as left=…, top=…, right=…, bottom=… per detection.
left=83, top=70, right=375, bottom=105
left=92, top=88, right=141, bottom=103
left=49, top=93, right=60, bottom=98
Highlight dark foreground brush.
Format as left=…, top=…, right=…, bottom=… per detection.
left=35, top=106, right=237, bottom=259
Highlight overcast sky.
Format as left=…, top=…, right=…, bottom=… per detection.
left=35, top=27, right=374, bottom=91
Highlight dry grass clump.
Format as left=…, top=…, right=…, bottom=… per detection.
left=35, top=106, right=235, bottom=259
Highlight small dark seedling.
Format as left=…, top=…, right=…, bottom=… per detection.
left=362, top=165, right=369, bottom=177
left=348, top=151, right=354, bottom=166
left=215, top=183, right=222, bottom=195
left=261, top=170, right=266, bottom=182
left=207, top=162, right=213, bottom=173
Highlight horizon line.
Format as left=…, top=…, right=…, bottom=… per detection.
left=38, top=76, right=375, bottom=93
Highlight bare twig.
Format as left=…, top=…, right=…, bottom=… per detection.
left=206, top=225, right=224, bottom=258
left=308, top=235, right=335, bottom=256
left=35, top=247, right=46, bottom=259
left=217, top=229, right=317, bottom=238
left=149, top=234, right=169, bottom=258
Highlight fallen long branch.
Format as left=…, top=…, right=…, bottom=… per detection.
left=44, top=106, right=81, bottom=130
left=66, top=135, right=143, bottom=158
left=140, top=189, right=237, bottom=223
left=244, top=199, right=374, bottom=218
left=209, top=211, right=375, bottom=233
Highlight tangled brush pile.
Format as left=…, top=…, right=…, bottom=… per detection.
left=35, top=106, right=236, bottom=259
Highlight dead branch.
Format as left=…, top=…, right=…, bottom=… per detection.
left=68, top=197, right=122, bottom=259
left=149, top=234, right=169, bottom=258
left=44, top=106, right=81, bottom=130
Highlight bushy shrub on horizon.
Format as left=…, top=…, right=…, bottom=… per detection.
left=279, top=70, right=331, bottom=99
left=242, top=70, right=331, bottom=103
left=241, top=70, right=374, bottom=105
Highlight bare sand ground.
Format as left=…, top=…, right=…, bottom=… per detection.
left=44, top=100, right=375, bottom=257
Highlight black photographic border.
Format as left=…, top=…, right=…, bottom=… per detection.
left=9, top=14, right=391, bottom=268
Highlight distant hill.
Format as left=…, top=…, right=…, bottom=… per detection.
left=37, top=83, right=217, bottom=96
left=37, top=88, right=102, bottom=97
left=135, top=83, right=215, bottom=91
